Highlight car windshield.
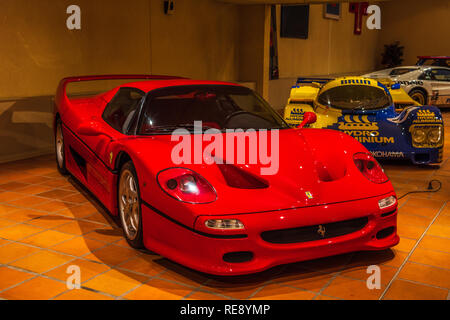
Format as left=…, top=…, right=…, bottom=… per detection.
left=317, top=85, right=392, bottom=111
left=139, top=85, right=289, bottom=134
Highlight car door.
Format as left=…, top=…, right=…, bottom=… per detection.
left=428, top=68, right=450, bottom=107
left=82, top=87, right=145, bottom=205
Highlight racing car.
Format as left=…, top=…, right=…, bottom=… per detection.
left=363, top=56, right=450, bottom=107
left=284, top=76, right=444, bottom=165
left=54, top=75, right=399, bottom=275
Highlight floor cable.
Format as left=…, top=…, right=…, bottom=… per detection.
left=397, top=180, right=442, bottom=200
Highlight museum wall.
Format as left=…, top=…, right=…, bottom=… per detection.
left=269, top=2, right=381, bottom=110
left=150, top=0, right=240, bottom=81
left=0, top=0, right=153, bottom=162
left=238, top=5, right=270, bottom=99
left=2, top=0, right=448, bottom=163
left=377, top=0, right=450, bottom=67
left=0, top=0, right=152, bottom=99
left=0, top=0, right=241, bottom=163
left=276, top=2, right=380, bottom=79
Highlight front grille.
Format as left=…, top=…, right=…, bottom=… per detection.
left=261, top=217, right=369, bottom=244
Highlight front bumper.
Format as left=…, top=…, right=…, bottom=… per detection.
left=371, top=147, right=443, bottom=165
left=141, top=193, right=399, bottom=276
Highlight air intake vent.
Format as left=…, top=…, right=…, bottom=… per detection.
left=223, top=251, right=254, bottom=263
left=376, top=227, right=395, bottom=240
left=261, top=217, right=369, bottom=244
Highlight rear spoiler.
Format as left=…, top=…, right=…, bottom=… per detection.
left=295, top=77, right=333, bottom=86
left=55, top=74, right=186, bottom=106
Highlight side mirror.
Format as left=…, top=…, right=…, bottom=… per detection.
left=391, top=83, right=401, bottom=90
left=77, top=121, right=106, bottom=137
left=297, top=112, right=317, bottom=128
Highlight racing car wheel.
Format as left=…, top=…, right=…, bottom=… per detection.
left=409, top=88, right=427, bottom=105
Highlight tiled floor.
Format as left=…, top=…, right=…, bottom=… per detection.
left=0, top=112, right=448, bottom=300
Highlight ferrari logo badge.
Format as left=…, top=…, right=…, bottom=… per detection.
left=109, top=152, right=113, bottom=164
left=317, top=225, right=326, bottom=238
left=305, top=191, right=313, bottom=199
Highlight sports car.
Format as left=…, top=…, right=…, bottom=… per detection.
left=284, top=76, right=444, bottom=165
left=54, top=75, right=399, bottom=275
left=363, top=57, right=450, bottom=107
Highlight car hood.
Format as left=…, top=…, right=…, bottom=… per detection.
left=125, top=128, right=394, bottom=217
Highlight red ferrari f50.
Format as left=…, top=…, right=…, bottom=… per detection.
left=54, top=75, right=399, bottom=275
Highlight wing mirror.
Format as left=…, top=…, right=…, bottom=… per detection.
left=391, top=83, right=401, bottom=90
left=297, top=112, right=317, bottom=128
left=77, top=121, right=112, bottom=140
left=77, top=121, right=104, bottom=136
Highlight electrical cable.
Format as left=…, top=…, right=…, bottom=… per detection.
left=398, top=179, right=442, bottom=200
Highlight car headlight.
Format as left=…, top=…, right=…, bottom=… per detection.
left=157, top=168, right=217, bottom=204
left=412, top=128, right=426, bottom=144
left=410, top=125, right=444, bottom=148
left=428, top=127, right=442, bottom=144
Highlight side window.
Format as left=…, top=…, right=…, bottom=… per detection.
left=103, top=87, right=144, bottom=134
left=430, top=69, right=450, bottom=82
left=418, top=70, right=432, bottom=81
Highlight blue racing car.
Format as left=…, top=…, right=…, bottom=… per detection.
left=283, top=76, right=444, bottom=165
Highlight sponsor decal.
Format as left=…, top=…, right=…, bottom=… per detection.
left=285, top=107, right=305, bottom=124
left=341, top=79, right=371, bottom=85
left=338, top=115, right=395, bottom=144
left=371, top=151, right=404, bottom=158
left=431, top=90, right=439, bottom=102
left=305, top=191, right=313, bottom=199
left=396, top=80, right=424, bottom=86
left=413, top=109, right=441, bottom=123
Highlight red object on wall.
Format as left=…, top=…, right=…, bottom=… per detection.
left=349, top=2, right=369, bottom=35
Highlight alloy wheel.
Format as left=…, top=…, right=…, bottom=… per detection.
left=119, top=169, right=140, bottom=241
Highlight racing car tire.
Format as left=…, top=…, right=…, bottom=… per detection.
left=55, top=119, right=68, bottom=175
left=118, top=161, right=144, bottom=249
left=409, top=88, right=427, bottom=105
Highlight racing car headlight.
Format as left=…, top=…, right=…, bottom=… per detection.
left=412, top=128, right=427, bottom=144
left=428, top=127, right=442, bottom=144
left=157, top=168, right=217, bottom=204
left=353, top=152, right=389, bottom=184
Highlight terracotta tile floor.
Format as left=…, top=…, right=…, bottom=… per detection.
left=0, top=112, right=448, bottom=300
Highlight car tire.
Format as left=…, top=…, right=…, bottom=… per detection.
left=55, top=119, right=68, bottom=175
left=409, top=88, right=427, bottom=105
left=118, top=161, right=144, bottom=249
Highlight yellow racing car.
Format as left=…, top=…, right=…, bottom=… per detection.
left=283, top=77, right=444, bottom=165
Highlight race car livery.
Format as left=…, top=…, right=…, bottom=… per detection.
left=363, top=58, right=450, bottom=108
left=284, top=76, right=444, bottom=165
